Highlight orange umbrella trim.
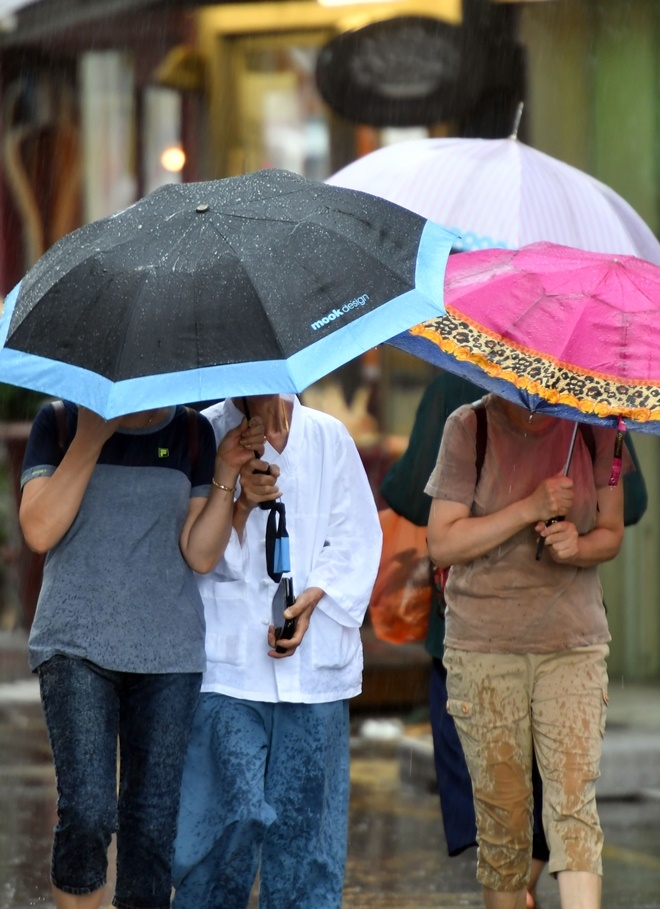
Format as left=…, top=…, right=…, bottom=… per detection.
left=410, top=314, right=660, bottom=424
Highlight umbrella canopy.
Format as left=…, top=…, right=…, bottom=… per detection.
left=389, top=242, right=660, bottom=434
left=326, top=137, right=660, bottom=262
left=0, top=168, right=456, bottom=418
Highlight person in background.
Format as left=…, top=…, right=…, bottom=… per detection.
left=380, top=371, right=646, bottom=909
left=20, top=400, right=263, bottom=909
left=172, top=392, right=382, bottom=909
left=426, top=391, right=632, bottom=909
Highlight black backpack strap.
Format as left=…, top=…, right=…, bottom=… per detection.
left=51, top=400, right=68, bottom=456
left=184, top=407, right=200, bottom=473
left=578, top=423, right=596, bottom=464
left=473, top=400, right=487, bottom=485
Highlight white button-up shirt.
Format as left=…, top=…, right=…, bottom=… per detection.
left=197, top=396, right=382, bottom=703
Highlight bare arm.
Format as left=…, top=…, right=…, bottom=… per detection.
left=180, top=417, right=265, bottom=573
left=536, top=481, right=624, bottom=567
left=20, top=408, right=121, bottom=553
left=427, top=472, right=575, bottom=569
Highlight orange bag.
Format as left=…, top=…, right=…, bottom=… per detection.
left=368, top=508, right=432, bottom=644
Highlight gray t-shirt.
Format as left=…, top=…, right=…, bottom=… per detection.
left=22, top=402, right=216, bottom=673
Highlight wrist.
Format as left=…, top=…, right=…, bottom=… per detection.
left=213, top=461, right=239, bottom=489
left=234, top=492, right=254, bottom=515
left=518, top=496, right=536, bottom=526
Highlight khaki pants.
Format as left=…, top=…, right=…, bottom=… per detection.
left=444, top=644, right=609, bottom=892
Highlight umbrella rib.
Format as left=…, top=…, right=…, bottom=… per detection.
left=201, top=216, right=415, bottom=353
left=111, top=219, right=208, bottom=379
left=197, top=219, right=288, bottom=357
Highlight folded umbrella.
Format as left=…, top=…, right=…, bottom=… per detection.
left=0, top=168, right=456, bottom=418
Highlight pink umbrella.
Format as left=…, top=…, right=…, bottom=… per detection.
left=389, top=242, right=660, bottom=435
left=327, top=137, right=660, bottom=263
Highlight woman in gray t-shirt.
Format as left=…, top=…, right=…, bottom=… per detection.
left=20, top=401, right=263, bottom=909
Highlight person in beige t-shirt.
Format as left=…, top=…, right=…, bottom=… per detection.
left=426, top=393, right=631, bottom=909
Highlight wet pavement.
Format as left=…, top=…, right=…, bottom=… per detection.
left=1, top=639, right=660, bottom=908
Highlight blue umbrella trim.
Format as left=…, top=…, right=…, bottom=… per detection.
left=0, top=287, right=446, bottom=417
left=0, top=282, right=20, bottom=345
left=0, top=221, right=455, bottom=418
left=415, top=220, right=460, bottom=301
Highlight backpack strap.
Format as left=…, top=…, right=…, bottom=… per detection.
left=578, top=423, right=596, bottom=464
left=473, top=400, right=487, bottom=485
left=473, top=407, right=595, bottom=478
left=184, top=406, right=200, bottom=473
left=51, top=400, right=68, bottom=455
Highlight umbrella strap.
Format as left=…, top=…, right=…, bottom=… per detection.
left=242, top=395, right=292, bottom=579
left=265, top=501, right=290, bottom=583
left=608, top=417, right=626, bottom=487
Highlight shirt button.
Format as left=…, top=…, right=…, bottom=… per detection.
left=461, top=704, right=469, bottom=714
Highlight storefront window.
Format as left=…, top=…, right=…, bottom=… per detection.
left=143, top=87, right=183, bottom=195
left=80, top=51, right=136, bottom=222
left=231, top=38, right=330, bottom=179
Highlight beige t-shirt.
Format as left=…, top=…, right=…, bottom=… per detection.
left=425, top=395, right=631, bottom=654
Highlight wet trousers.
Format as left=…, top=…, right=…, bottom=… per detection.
left=444, top=644, right=608, bottom=892
left=38, top=654, right=201, bottom=909
left=172, top=694, right=350, bottom=909
left=429, top=657, right=549, bottom=861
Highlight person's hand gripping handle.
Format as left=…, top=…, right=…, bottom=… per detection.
left=535, top=422, right=579, bottom=561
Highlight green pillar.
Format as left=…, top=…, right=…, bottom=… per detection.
left=592, top=0, right=659, bottom=233
left=520, top=0, right=660, bottom=680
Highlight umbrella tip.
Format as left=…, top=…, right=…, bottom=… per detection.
left=509, top=102, right=524, bottom=141
left=196, top=203, right=209, bottom=213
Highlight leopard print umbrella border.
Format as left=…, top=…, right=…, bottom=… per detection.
left=411, top=310, right=660, bottom=426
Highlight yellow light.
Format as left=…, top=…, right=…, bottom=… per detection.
left=161, top=146, right=186, bottom=173
left=317, top=0, right=397, bottom=5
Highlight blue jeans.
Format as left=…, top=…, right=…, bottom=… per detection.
left=173, top=695, right=350, bottom=909
left=38, top=655, right=201, bottom=909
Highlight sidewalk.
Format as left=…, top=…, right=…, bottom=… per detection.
left=0, top=627, right=31, bottom=684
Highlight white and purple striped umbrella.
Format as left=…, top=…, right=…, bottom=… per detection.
left=326, top=137, right=660, bottom=263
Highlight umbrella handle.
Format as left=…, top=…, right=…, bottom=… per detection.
left=241, top=395, right=274, bottom=511
left=535, top=423, right=579, bottom=561
left=535, top=516, right=562, bottom=561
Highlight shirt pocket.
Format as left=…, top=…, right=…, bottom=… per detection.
left=310, top=612, right=361, bottom=670
left=446, top=696, right=476, bottom=722
left=201, top=582, right=247, bottom=668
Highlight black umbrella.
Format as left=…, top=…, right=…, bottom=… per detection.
left=0, top=168, right=456, bottom=417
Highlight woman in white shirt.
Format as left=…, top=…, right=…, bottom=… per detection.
left=173, top=393, right=382, bottom=909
